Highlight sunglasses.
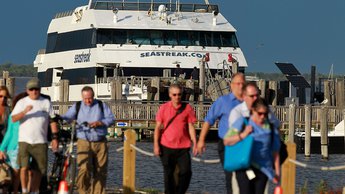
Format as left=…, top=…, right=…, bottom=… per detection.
left=0, top=95, right=5, bottom=98
left=256, top=111, right=268, bottom=116
left=29, top=88, right=40, bottom=91
left=248, top=94, right=258, bottom=98
left=172, top=93, right=182, bottom=97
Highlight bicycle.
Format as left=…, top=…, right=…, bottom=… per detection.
left=48, top=120, right=77, bottom=194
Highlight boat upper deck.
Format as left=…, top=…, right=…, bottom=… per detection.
left=90, top=1, right=218, bottom=13
left=55, top=1, right=219, bottom=19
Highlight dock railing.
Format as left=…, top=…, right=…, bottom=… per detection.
left=52, top=102, right=345, bottom=133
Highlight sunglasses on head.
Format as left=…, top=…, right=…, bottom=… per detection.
left=172, top=93, right=182, bottom=97
left=29, top=88, right=40, bottom=91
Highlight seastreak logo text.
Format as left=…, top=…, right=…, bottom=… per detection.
left=140, top=52, right=204, bottom=58
left=74, top=52, right=91, bottom=63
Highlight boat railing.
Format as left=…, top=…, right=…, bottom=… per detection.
left=89, top=1, right=218, bottom=13
left=54, top=10, right=74, bottom=19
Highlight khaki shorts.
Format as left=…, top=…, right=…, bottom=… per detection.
left=18, top=142, right=48, bottom=175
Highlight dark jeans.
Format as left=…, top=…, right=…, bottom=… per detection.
left=218, top=139, right=233, bottom=194
left=236, top=168, right=268, bottom=194
left=160, top=145, right=192, bottom=194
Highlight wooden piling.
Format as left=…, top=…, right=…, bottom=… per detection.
left=281, top=142, right=296, bottom=194
left=111, top=79, right=122, bottom=100
left=343, top=109, right=345, bottom=153
left=310, top=65, right=316, bottom=104
left=320, top=107, right=328, bottom=159
left=288, top=104, right=296, bottom=142
left=123, top=129, right=136, bottom=194
left=323, top=80, right=332, bottom=106
left=336, top=79, right=345, bottom=108
left=304, top=105, right=311, bottom=157
left=6, top=77, right=15, bottom=98
left=59, top=80, right=69, bottom=115
left=257, top=79, right=266, bottom=99
left=2, top=71, right=9, bottom=80
left=268, top=80, right=278, bottom=106
left=151, top=77, right=160, bottom=101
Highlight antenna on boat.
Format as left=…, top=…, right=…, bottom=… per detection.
left=328, top=64, right=334, bottom=80
left=204, top=0, right=210, bottom=5
left=148, top=0, right=153, bottom=16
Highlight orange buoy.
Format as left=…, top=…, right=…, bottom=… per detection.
left=57, top=180, right=69, bottom=194
left=274, top=185, right=283, bottom=194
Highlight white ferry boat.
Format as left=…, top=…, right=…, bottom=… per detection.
left=34, top=0, right=248, bottom=101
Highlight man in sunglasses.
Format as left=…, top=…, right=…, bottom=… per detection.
left=196, top=73, right=245, bottom=194
left=228, top=82, right=280, bottom=132
left=154, top=84, right=197, bottom=194
left=12, top=78, right=59, bottom=194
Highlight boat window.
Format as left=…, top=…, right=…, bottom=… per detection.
left=128, top=30, right=150, bottom=45
left=46, top=29, right=240, bottom=53
left=61, top=68, right=97, bottom=85
left=213, top=32, right=222, bottom=47
left=221, top=32, right=239, bottom=47
left=113, top=30, right=127, bottom=44
left=97, top=29, right=113, bottom=44
left=180, top=4, right=194, bottom=12
left=199, top=31, right=212, bottom=46
left=178, top=31, right=192, bottom=46
left=37, top=69, right=53, bottom=87
left=46, top=33, right=58, bottom=53
left=47, top=29, right=95, bottom=53
left=164, top=31, right=178, bottom=45
left=151, top=31, right=164, bottom=45
left=106, top=68, right=114, bottom=77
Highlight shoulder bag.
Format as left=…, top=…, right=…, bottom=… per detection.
left=224, top=118, right=254, bottom=172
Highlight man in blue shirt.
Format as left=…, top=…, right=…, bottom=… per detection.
left=63, top=86, right=115, bottom=194
left=196, top=73, right=245, bottom=194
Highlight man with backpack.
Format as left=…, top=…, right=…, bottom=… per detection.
left=62, top=86, right=115, bottom=194
left=153, top=84, right=197, bottom=194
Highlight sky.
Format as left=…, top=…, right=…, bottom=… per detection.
left=0, top=0, right=344, bottom=75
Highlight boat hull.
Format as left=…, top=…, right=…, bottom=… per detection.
left=294, top=135, right=345, bottom=154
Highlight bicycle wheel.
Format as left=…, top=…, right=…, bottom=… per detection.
left=66, top=156, right=77, bottom=194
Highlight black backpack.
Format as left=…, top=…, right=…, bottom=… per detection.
left=75, top=100, right=104, bottom=120
left=269, top=122, right=288, bottom=165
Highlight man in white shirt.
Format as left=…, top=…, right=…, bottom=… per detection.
left=229, top=82, right=280, bottom=129
left=12, top=78, right=59, bottom=194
